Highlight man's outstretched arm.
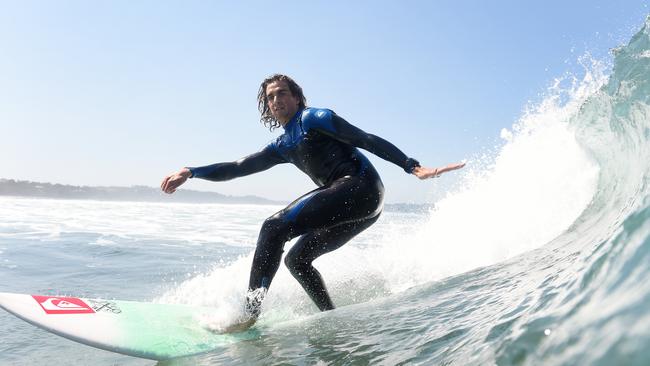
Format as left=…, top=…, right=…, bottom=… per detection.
left=305, top=109, right=465, bottom=177
left=161, top=145, right=285, bottom=194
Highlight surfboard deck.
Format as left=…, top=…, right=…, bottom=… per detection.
left=0, top=292, right=254, bottom=360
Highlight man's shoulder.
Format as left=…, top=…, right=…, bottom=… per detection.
left=301, top=107, right=334, bottom=132
left=302, top=107, right=333, bottom=120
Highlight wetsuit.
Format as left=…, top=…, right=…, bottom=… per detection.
left=188, top=107, right=419, bottom=313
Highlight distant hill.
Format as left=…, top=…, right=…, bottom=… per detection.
left=0, top=179, right=283, bottom=205
left=0, top=179, right=433, bottom=212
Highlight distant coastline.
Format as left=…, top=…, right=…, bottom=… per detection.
left=0, top=178, right=283, bottom=205
left=0, top=179, right=433, bottom=212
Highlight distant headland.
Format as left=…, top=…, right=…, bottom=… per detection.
left=0, top=178, right=283, bottom=205
left=0, top=178, right=433, bottom=212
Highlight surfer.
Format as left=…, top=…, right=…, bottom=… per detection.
left=161, top=74, right=465, bottom=331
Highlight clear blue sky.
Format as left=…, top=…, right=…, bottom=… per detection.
left=1, top=1, right=648, bottom=203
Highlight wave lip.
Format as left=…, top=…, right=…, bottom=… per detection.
left=487, top=16, right=650, bottom=366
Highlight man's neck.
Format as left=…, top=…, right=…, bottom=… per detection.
left=280, top=109, right=303, bottom=128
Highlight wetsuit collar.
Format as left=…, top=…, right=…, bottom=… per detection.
left=282, top=109, right=304, bottom=130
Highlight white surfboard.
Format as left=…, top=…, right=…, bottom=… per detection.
left=0, top=292, right=253, bottom=360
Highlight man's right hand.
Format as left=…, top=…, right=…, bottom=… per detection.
left=161, top=168, right=192, bottom=194
left=412, top=162, right=466, bottom=180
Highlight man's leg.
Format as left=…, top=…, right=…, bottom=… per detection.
left=245, top=175, right=383, bottom=317
left=284, top=214, right=380, bottom=311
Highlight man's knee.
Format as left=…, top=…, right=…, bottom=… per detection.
left=284, top=247, right=308, bottom=275
left=259, top=214, right=292, bottom=243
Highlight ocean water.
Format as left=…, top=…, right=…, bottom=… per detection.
left=3, top=17, right=650, bottom=366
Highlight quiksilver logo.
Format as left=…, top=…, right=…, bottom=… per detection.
left=32, top=295, right=96, bottom=314
left=41, top=298, right=86, bottom=310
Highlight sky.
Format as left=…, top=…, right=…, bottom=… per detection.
left=1, top=1, right=648, bottom=203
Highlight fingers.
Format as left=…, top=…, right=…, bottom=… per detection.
left=439, top=162, right=466, bottom=174
left=161, top=174, right=179, bottom=194
left=161, top=176, right=170, bottom=193
left=452, top=163, right=465, bottom=170
left=167, top=179, right=179, bottom=194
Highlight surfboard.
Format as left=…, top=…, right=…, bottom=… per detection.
left=0, top=292, right=254, bottom=360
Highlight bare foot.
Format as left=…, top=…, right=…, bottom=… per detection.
left=220, top=316, right=257, bottom=333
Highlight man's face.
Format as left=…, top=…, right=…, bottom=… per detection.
left=265, top=80, right=300, bottom=125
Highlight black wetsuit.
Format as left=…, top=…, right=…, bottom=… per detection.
left=189, top=107, right=419, bottom=313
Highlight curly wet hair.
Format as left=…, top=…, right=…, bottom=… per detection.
left=257, top=74, right=307, bottom=131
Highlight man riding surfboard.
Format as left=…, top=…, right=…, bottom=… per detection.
left=161, top=74, right=465, bottom=331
